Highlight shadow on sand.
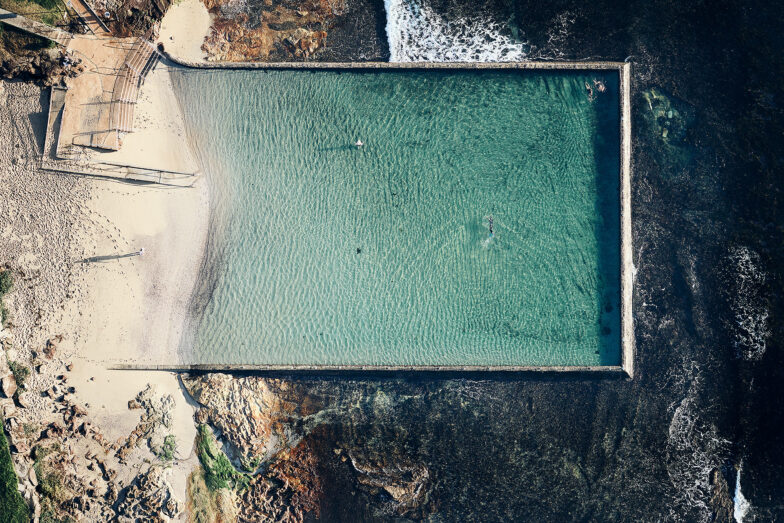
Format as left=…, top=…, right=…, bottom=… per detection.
left=80, top=250, right=143, bottom=263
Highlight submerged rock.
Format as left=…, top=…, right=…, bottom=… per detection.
left=642, top=87, right=695, bottom=146
left=348, top=450, right=432, bottom=517
left=640, top=87, right=697, bottom=174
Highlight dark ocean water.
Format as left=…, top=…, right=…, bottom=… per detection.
left=188, top=0, right=784, bottom=520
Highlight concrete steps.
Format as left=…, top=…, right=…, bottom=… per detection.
left=108, top=38, right=159, bottom=135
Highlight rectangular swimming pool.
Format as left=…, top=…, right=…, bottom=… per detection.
left=172, top=63, right=632, bottom=370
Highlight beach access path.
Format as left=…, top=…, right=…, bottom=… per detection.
left=66, top=0, right=110, bottom=36
left=0, top=6, right=198, bottom=185
left=0, top=7, right=72, bottom=45
left=43, top=32, right=200, bottom=185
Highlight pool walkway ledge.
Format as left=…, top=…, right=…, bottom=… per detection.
left=108, top=363, right=630, bottom=380
left=117, top=59, right=636, bottom=378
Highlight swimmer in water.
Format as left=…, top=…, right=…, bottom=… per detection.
left=488, top=216, right=494, bottom=237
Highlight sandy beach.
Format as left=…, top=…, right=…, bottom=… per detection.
left=158, top=0, right=212, bottom=63
left=0, top=64, right=208, bottom=517
left=70, top=59, right=208, bottom=485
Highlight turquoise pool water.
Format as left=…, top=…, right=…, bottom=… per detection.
left=172, top=68, right=621, bottom=366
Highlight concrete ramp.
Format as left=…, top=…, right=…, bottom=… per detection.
left=66, top=0, right=110, bottom=36
left=0, top=8, right=72, bottom=46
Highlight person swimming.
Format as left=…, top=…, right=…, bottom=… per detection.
left=488, top=216, right=494, bottom=237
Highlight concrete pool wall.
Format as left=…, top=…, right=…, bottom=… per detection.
left=120, top=58, right=634, bottom=377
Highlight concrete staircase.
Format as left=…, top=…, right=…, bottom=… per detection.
left=108, top=38, right=159, bottom=135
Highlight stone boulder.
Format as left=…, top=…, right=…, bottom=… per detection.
left=182, top=374, right=324, bottom=464
left=348, top=450, right=432, bottom=517
left=1, top=373, right=17, bottom=398
left=114, top=466, right=182, bottom=522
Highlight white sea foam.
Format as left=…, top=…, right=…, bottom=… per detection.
left=667, top=369, right=730, bottom=522
left=733, top=464, right=751, bottom=522
left=728, top=246, right=769, bottom=361
left=219, top=0, right=249, bottom=20
left=384, top=0, right=528, bottom=62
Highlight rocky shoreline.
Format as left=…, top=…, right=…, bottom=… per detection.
left=182, top=373, right=436, bottom=520
left=196, top=0, right=388, bottom=62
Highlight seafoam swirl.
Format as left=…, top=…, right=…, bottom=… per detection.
left=666, top=370, right=730, bottom=522
left=384, top=0, right=528, bottom=62
left=728, top=246, right=769, bottom=361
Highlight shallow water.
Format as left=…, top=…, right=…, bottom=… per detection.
left=172, top=68, right=620, bottom=366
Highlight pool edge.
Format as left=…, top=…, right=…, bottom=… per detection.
left=159, top=59, right=636, bottom=377
left=619, top=61, right=634, bottom=379
left=162, top=55, right=628, bottom=72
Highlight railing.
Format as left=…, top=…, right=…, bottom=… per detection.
left=67, top=0, right=110, bottom=35
left=41, top=155, right=198, bottom=186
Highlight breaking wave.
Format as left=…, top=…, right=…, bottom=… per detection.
left=666, top=368, right=730, bottom=522
left=727, top=246, right=769, bottom=361
left=383, top=0, right=528, bottom=62
left=733, top=463, right=751, bottom=522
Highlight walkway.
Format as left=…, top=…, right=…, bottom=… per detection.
left=0, top=8, right=72, bottom=46
left=66, top=0, right=110, bottom=36
left=62, top=35, right=160, bottom=150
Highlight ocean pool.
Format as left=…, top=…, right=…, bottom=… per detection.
left=172, top=67, right=622, bottom=367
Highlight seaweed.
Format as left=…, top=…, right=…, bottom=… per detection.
left=195, top=425, right=250, bottom=492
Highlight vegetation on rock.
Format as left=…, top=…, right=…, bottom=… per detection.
left=156, top=434, right=177, bottom=463
left=195, top=424, right=249, bottom=492
left=0, top=270, right=11, bottom=296
left=0, top=414, right=29, bottom=523
left=34, top=444, right=70, bottom=522
left=186, top=467, right=218, bottom=523
left=7, top=360, right=29, bottom=390
left=0, top=269, right=11, bottom=326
